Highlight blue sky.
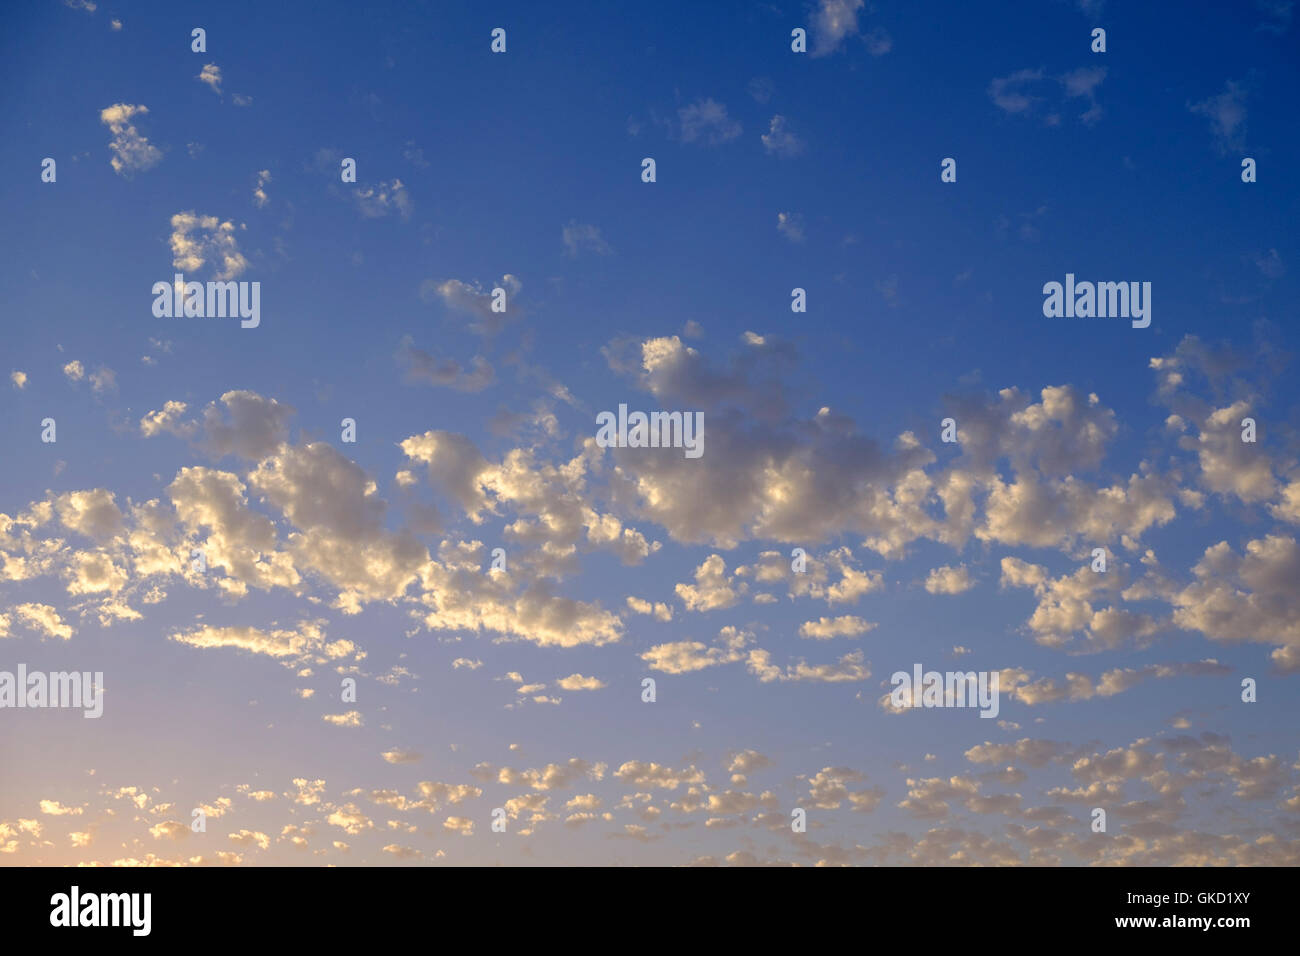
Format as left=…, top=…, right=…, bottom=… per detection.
left=0, top=0, right=1298, bottom=865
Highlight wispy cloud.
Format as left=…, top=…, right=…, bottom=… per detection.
left=1189, top=79, right=1250, bottom=154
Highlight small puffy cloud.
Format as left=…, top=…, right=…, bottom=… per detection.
left=1270, top=642, right=1300, bottom=673
left=727, top=750, right=771, bottom=774
left=253, top=170, right=271, bottom=208
left=964, top=738, right=1070, bottom=769
left=641, top=640, right=743, bottom=674
left=798, top=615, right=876, bottom=639
left=140, top=401, right=197, bottom=439
left=676, top=555, right=740, bottom=612
left=326, top=804, right=373, bottom=835
left=924, top=564, right=975, bottom=595
left=322, top=710, right=364, bottom=727
left=381, top=749, right=421, bottom=764
left=227, top=829, right=270, bottom=851
left=415, top=782, right=482, bottom=810
left=288, top=779, right=326, bottom=807
left=382, top=844, right=421, bottom=859
left=10, top=371, right=27, bottom=389
left=197, top=63, right=222, bottom=95
left=148, top=821, right=189, bottom=841
left=62, top=361, right=85, bottom=382
left=99, top=103, right=161, bottom=175
left=473, top=757, right=603, bottom=792
left=614, top=761, right=706, bottom=790
left=626, top=596, right=673, bottom=621
left=556, top=673, right=606, bottom=691
left=170, top=211, right=249, bottom=280
left=897, top=775, right=982, bottom=819
left=808, top=767, right=883, bottom=811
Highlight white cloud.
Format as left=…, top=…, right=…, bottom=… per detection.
left=924, top=564, right=974, bottom=595
left=381, top=749, right=421, bottom=764
left=170, top=211, right=249, bottom=279
left=799, top=615, right=876, bottom=639
left=15, top=604, right=74, bottom=640
left=253, top=169, right=271, bottom=208
left=140, top=401, right=197, bottom=439
left=675, top=555, right=740, bottom=612
left=197, top=63, right=222, bottom=95
left=322, top=711, right=364, bottom=727
left=100, top=104, right=162, bottom=175
left=556, top=674, right=606, bottom=691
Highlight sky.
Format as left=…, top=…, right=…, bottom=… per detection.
left=0, top=0, right=1298, bottom=866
